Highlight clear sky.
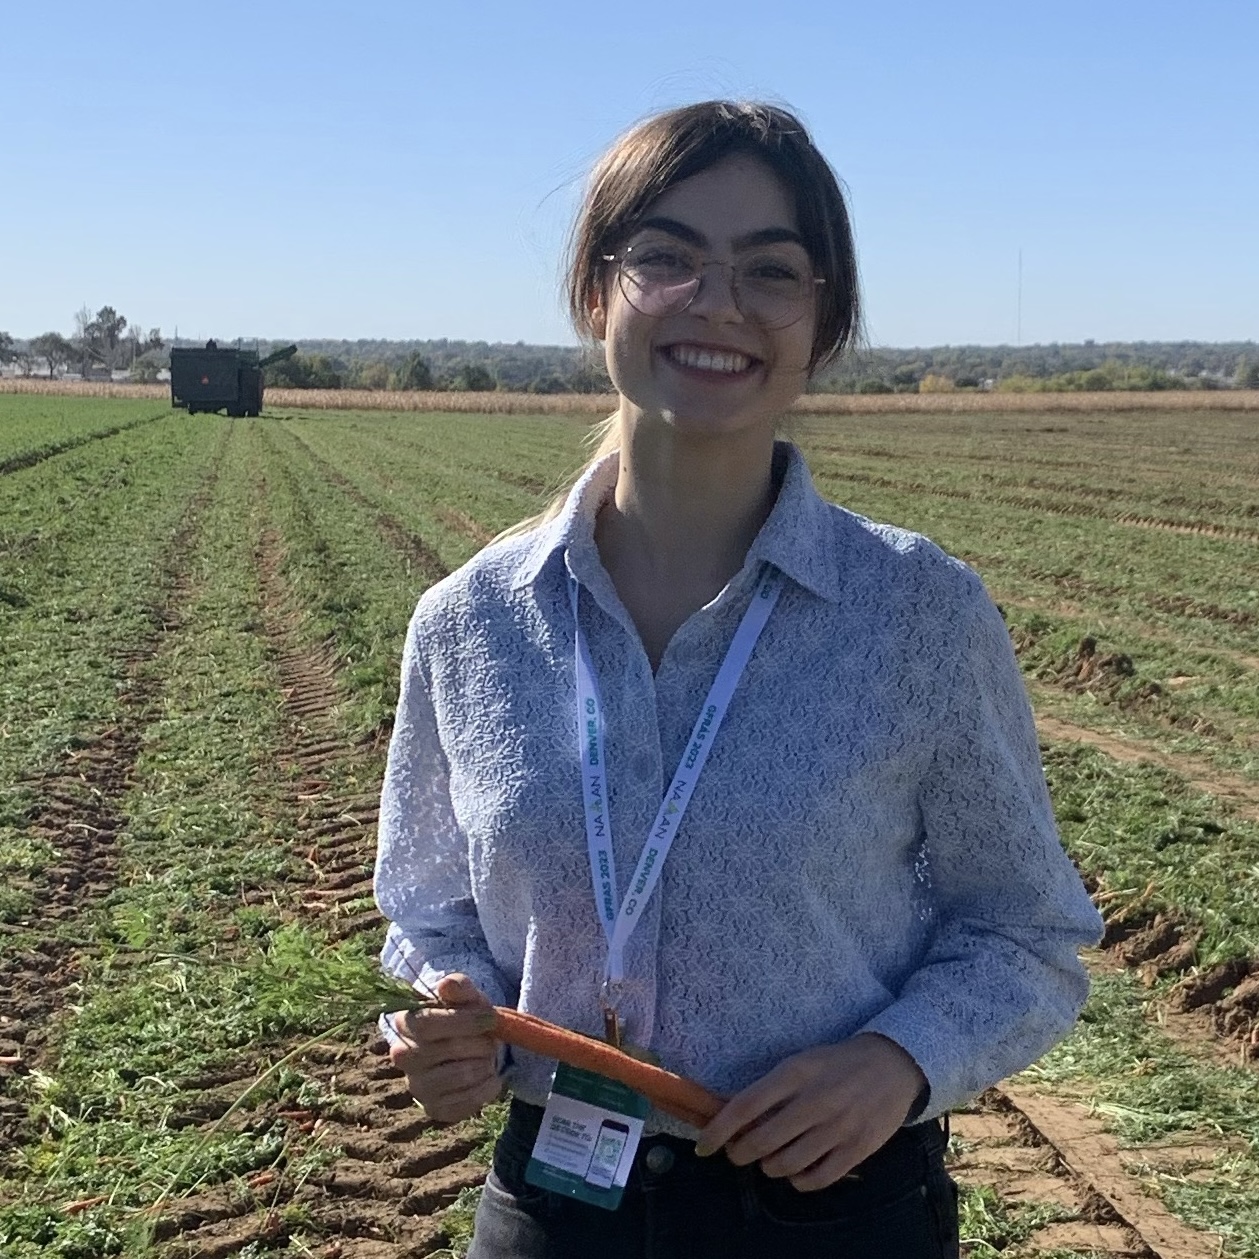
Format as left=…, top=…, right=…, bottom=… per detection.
left=2, top=0, right=1256, bottom=349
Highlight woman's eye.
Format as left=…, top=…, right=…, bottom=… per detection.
left=744, top=258, right=806, bottom=284
left=629, top=246, right=694, bottom=275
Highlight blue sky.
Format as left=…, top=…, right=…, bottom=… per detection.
left=2, top=0, right=1255, bottom=349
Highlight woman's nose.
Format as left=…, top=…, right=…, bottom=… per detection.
left=689, top=260, right=745, bottom=322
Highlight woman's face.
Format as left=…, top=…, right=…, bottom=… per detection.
left=591, top=155, right=817, bottom=442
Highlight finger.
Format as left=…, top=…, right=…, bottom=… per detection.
left=394, top=1005, right=497, bottom=1045
left=724, top=1094, right=837, bottom=1167
left=757, top=1123, right=859, bottom=1181
left=390, top=1034, right=495, bottom=1075
left=694, top=1071, right=796, bottom=1156
left=789, top=1143, right=870, bottom=1193
left=416, top=1056, right=498, bottom=1098
left=425, top=1072, right=504, bottom=1123
left=435, top=973, right=493, bottom=1009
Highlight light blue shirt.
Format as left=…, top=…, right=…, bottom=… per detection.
left=374, top=442, right=1102, bottom=1135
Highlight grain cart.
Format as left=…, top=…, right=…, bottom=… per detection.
left=169, top=342, right=298, bottom=416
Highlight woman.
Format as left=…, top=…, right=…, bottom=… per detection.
left=375, top=100, right=1102, bottom=1258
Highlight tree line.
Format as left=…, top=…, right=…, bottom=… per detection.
left=4, top=322, right=1257, bottom=392
left=0, top=307, right=164, bottom=380
left=249, top=337, right=1259, bottom=394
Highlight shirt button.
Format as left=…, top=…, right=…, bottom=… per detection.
left=644, top=1143, right=675, bottom=1174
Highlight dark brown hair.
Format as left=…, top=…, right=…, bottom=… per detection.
left=567, top=100, right=861, bottom=373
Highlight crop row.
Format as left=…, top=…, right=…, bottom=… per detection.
left=3, top=398, right=1259, bottom=1257
left=0, top=395, right=172, bottom=472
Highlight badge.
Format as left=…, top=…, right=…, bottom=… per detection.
left=524, top=1063, right=649, bottom=1209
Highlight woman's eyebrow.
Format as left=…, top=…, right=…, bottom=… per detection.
left=635, top=217, right=806, bottom=250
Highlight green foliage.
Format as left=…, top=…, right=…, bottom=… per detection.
left=997, top=359, right=1184, bottom=392
left=393, top=351, right=434, bottom=391
left=265, top=352, right=344, bottom=389
left=441, top=362, right=496, bottom=391
left=955, top=1182, right=1072, bottom=1254
left=27, top=332, right=75, bottom=378
left=1236, top=357, right=1259, bottom=389
left=5, top=397, right=1259, bottom=1255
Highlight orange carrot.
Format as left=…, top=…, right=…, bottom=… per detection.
left=490, top=1007, right=724, bottom=1129
left=62, top=1196, right=106, bottom=1215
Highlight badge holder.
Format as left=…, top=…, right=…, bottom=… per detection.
left=525, top=1060, right=649, bottom=1210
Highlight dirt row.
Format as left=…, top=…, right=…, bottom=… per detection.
left=223, top=483, right=1236, bottom=1259
left=1016, top=562, right=1259, bottom=636
left=278, top=425, right=450, bottom=586
left=146, top=517, right=480, bottom=1258
left=0, top=409, right=168, bottom=476
left=1034, top=709, right=1259, bottom=1073
left=832, top=467, right=1259, bottom=544
left=8, top=445, right=1237, bottom=1256
left=1019, top=631, right=1239, bottom=745
left=0, top=441, right=224, bottom=1153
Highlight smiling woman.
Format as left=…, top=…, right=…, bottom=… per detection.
left=374, top=100, right=1102, bottom=1259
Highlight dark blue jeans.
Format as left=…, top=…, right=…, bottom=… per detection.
left=467, top=1099, right=959, bottom=1259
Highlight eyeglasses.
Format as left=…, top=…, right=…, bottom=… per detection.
left=602, top=235, right=824, bottom=329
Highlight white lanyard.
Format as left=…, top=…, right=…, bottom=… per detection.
left=569, top=564, right=784, bottom=1007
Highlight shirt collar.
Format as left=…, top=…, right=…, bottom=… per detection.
left=509, top=440, right=844, bottom=604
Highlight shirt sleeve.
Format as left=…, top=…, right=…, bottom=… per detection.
left=373, top=606, right=511, bottom=1008
left=859, top=570, right=1103, bottom=1120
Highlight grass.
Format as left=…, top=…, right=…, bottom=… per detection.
left=3, top=398, right=1259, bottom=1256
left=1019, top=970, right=1259, bottom=1257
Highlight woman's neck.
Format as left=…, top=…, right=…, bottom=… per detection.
left=591, top=407, right=775, bottom=594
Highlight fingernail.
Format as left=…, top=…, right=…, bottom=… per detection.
left=694, top=1143, right=713, bottom=1158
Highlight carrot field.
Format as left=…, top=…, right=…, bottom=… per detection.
left=2, top=394, right=1259, bottom=1258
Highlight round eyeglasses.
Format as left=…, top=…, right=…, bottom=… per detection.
left=603, top=236, right=824, bottom=330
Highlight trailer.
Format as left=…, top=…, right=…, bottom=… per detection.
left=169, top=342, right=298, bottom=416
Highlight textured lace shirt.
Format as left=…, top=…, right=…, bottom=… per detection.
left=375, top=442, right=1102, bottom=1136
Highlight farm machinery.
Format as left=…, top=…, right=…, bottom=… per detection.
left=169, top=342, right=298, bottom=416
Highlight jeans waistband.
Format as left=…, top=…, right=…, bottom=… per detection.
left=496, top=1097, right=947, bottom=1193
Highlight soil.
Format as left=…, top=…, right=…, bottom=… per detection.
left=4, top=444, right=1244, bottom=1256
left=1032, top=706, right=1259, bottom=824
left=0, top=447, right=223, bottom=1152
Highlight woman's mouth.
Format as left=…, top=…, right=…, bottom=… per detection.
left=662, top=343, right=759, bottom=376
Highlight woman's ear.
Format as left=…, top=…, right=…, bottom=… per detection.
left=588, top=291, right=607, bottom=341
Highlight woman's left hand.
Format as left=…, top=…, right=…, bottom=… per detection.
left=693, top=1033, right=928, bottom=1191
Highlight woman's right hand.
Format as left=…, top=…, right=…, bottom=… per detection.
left=389, top=973, right=502, bottom=1122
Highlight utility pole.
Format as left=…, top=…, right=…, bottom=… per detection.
left=1017, top=248, right=1023, bottom=346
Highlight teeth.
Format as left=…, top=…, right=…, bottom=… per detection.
left=668, top=345, right=750, bottom=374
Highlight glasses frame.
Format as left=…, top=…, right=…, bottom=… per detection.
left=601, top=239, right=825, bottom=331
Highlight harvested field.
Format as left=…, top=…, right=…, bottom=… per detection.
left=3, top=398, right=1259, bottom=1257
left=4, top=373, right=1258, bottom=414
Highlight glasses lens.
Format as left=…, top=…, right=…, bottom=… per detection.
left=733, top=249, right=816, bottom=329
left=618, top=241, right=701, bottom=317
left=615, top=238, right=819, bottom=327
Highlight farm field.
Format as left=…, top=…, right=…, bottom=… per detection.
left=1, top=396, right=1258, bottom=1258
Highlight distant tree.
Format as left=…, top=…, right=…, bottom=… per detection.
left=891, top=365, right=921, bottom=391
left=918, top=373, right=956, bottom=393
left=265, top=352, right=343, bottom=389
left=1236, top=358, right=1259, bottom=389
left=393, top=352, right=434, bottom=391
left=30, top=332, right=75, bottom=378
left=443, top=362, right=496, bottom=390
left=0, top=332, right=14, bottom=365
left=352, top=360, right=392, bottom=390
left=73, top=304, right=129, bottom=371
left=450, top=363, right=496, bottom=391
left=122, top=326, right=163, bottom=368
left=527, top=373, right=570, bottom=394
